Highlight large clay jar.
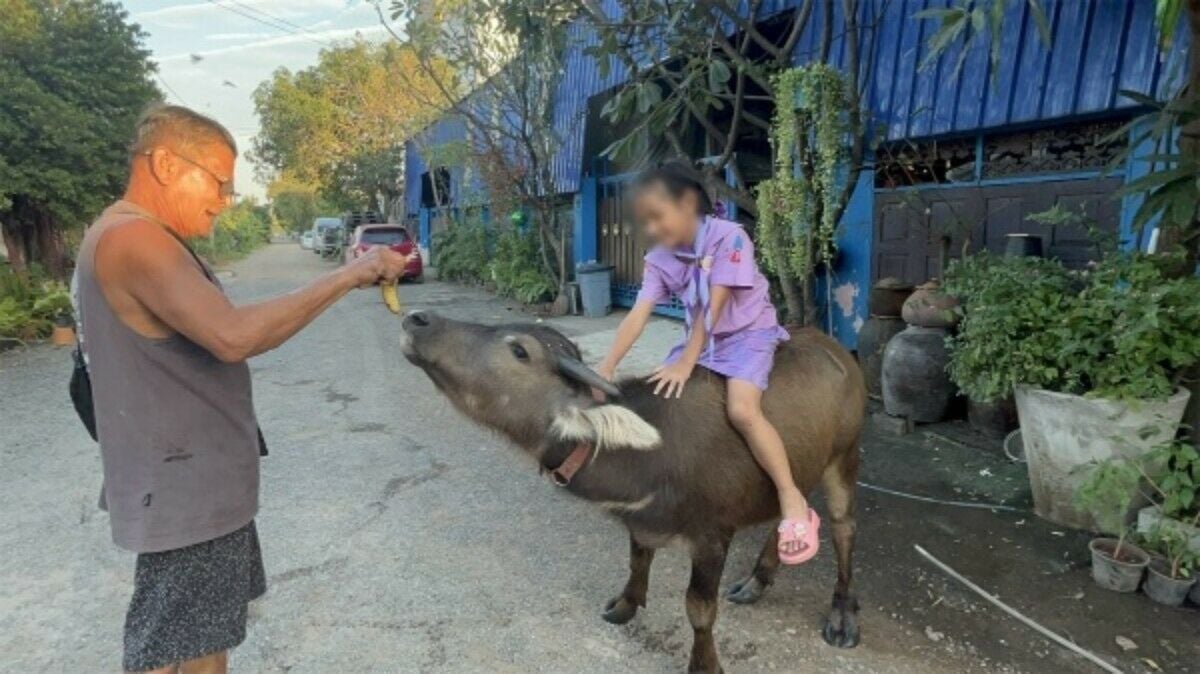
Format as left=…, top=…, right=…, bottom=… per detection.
left=857, top=315, right=905, bottom=399
left=902, top=280, right=960, bottom=328
left=867, top=278, right=913, bottom=318
left=882, top=325, right=954, bottom=422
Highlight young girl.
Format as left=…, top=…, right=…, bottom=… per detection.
left=595, top=162, right=819, bottom=565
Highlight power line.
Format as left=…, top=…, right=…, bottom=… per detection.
left=221, top=0, right=332, bottom=43
left=204, top=0, right=331, bottom=47
left=156, top=73, right=190, bottom=106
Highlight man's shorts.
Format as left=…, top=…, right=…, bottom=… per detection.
left=123, top=520, right=266, bottom=672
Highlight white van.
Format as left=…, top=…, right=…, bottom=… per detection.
left=310, top=217, right=342, bottom=255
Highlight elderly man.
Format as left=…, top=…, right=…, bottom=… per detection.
left=75, top=104, right=411, bottom=674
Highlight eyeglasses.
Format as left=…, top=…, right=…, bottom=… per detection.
left=144, top=150, right=235, bottom=200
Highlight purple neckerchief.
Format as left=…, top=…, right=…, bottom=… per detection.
left=674, top=217, right=715, bottom=360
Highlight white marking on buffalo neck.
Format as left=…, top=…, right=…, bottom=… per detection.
left=551, top=405, right=661, bottom=451
left=596, top=494, right=655, bottom=513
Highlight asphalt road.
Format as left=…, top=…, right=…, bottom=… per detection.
left=1, top=244, right=1192, bottom=673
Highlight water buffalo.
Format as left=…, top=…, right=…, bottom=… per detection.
left=400, top=311, right=865, bottom=673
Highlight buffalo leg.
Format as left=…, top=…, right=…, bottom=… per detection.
left=725, top=528, right=780, bottom=605
left=820, top=450, right=861, bottom=648
left=686, top=533, right=731, bottom=674
left=602, top=532, right=655, bottom=625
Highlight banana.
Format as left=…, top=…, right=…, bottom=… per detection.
left=381, top=280, right=402, bottom=314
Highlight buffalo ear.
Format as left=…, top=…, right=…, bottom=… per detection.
left=556, top=356, right=620, bottom=397
left=551, top=405, right=661, bottom=451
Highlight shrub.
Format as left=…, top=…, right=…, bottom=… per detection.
left=192, top=201, right=271, bottom=262
left=488, top=227, right=556, bottom=305
left=433, top=217, right=489, bottom=284
left=433, top=214, right=557, bottom=305
left=1077, top=458, right=1141, bottom=551
left=0, top=264, right=61, bottom=342
left=944, top=251, right=1200, bottom=402
left=942, top=252, right=1073, bottom=402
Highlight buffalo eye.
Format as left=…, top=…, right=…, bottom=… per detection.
left=509, top=342, right=530, bottom=362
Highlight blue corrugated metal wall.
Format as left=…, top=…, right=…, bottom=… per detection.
left=409, top=0, right=1186, bottom=212
left=405, top=0, right=1189, bottom=346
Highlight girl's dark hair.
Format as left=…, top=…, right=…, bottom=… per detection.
left=634, top=161, right=714, bottom=215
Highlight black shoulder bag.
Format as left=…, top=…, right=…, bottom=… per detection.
left=69, top=343, right=98, bottom=441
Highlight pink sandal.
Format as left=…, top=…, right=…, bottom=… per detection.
left=777, top=508, right=820, bottom=565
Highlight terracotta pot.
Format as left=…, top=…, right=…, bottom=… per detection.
left=51, top=324, right=76, bottom=348
left=867, top=278, right=913, bottom=318
left=901, top=280, right=960, bottom=328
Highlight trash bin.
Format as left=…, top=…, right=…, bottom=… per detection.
left=576, top=262, right=614, bottom=318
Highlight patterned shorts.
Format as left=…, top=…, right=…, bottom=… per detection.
left=123, top=520, right=267, bottom=672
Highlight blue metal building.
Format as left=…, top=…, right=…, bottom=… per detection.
left=404, top=0, right=1189, bottom=348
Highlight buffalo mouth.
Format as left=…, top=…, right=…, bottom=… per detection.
left=398, top=325, right=417, bottom=360
left=399, top=310, right=434, bottom=361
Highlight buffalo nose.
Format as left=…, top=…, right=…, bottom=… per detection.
left=404, top=310, right=431, bottom=329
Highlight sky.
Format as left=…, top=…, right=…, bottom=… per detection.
left=123, top=0, right=398, bottom=200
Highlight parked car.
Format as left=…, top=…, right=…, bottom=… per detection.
left=300, top=231, right=314, bottom=250
left=311, top=217, right=342, bottom=256
left=345, top=224, right=423, bottom=281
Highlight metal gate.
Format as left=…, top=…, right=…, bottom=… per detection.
left=597, top=176, right=649, bottom=306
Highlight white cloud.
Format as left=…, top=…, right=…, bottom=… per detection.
left=135, top=0, right=347, bottom=22
left=158, top=24, right=388, bottom=63
left=207, top=31, right=276, bottom=42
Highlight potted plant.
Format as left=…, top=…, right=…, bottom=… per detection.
left=1141, top=522, right=1198, bottom=606
left=1135, top=439, right=1200, bottom=553
left=945, top=251, right=1200, bottom=529
left=1076, top=459, right=1151, bottom=592
left=33, top=283, right=75, bottom=347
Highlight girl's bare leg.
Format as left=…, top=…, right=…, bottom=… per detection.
left=727, top=379, right=808, bottom=554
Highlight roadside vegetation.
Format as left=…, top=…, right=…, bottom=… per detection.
left=191, top=201, right=273, bottom=265
left=0, top=264, right=71, bottom=344
left=433, top=213, right=557, bottom=305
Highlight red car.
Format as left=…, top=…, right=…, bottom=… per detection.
left=345, top=224, right=423, bottom=281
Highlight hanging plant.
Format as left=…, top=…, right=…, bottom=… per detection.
left=756, top=64, right=850, bottom=283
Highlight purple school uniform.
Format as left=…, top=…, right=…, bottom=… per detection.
left=636, top=216, right=789, bottom=390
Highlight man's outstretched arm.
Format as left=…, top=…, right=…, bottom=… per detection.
left=96, top=219, right=411, bottom=363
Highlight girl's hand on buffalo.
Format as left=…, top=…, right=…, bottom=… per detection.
left=648, top=361, right=693, bottom=399
left=591, top=362, right=617, bottom=401
left=345, top=246, right=412, bottom=288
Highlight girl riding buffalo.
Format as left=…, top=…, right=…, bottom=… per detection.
left=596, top=161, right=820, bottom=565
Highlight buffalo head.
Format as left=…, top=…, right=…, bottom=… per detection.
left=400, top=311, right=660, bottom=454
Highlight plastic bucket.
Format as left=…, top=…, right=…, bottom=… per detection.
left=577, top=263, right=614, bottom=318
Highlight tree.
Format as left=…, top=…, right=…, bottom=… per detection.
left=251, top=39, right=450, bottom=217
left=268, top=173, right=335, bottom=234
left=380, top=0, right=576, bottom=301
left=0, top=0, right=160, bottom=278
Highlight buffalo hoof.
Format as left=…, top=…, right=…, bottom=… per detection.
left=821, top=595, right=861, bottom=648
left=725, top=576, right=766, bottom=605
left=601, top=596, right=639, bottom=625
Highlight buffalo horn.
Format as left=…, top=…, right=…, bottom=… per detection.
left=556, top=356, right=621, bottom=397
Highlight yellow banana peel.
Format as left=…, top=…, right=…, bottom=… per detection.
left=381, top=281, right=402, bottom=314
